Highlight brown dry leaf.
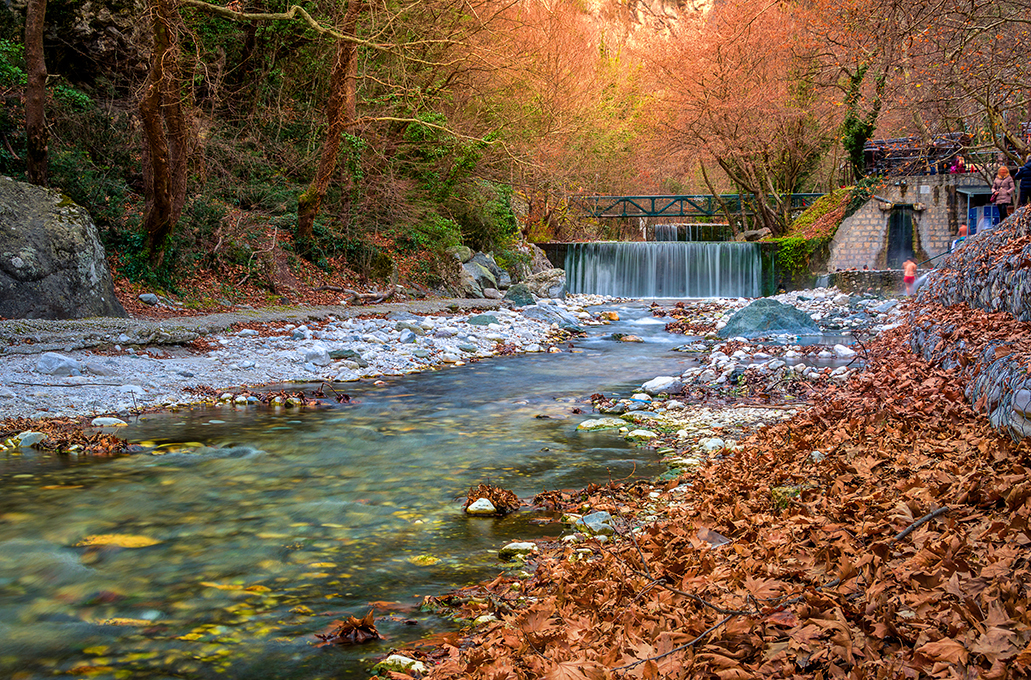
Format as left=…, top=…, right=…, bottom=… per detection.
left=543, top=659, right=606, bottom=680
left=917, top=638, right=969, bottom=665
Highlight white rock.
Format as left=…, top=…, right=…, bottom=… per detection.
left=17, top=432, right=47, bottom=448
left=641, top=376, right=681, bottom=395
left=833, top=344, right=857, bottom=358
left=36, top=352, right=81, bottom=377
left=90, top=417, right=128, bottom=427
left=498, top=541, right=538, bottom=559
left=375, top=655, right=427, bottom=675
left=466, top=498, right=497, bottom=515
left=702, top=437, right=725, bottom=452
left=577, top=418, right=627, bottom=431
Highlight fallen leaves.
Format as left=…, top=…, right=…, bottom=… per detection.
left=391, top=303, right=1031, bottom=679
left=314, top=610, right=383, bottom=646
left=464, top=482, right=521, bottom=515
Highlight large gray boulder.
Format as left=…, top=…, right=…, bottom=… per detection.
left=461, top=261, right=496, bottom=294
left=717, top=299, right=820, bottom=339
left=469, top=252, right=505, bottom=285
left=0, top=177, right=126, bottom=319
left=525, top=268, right=566, bottom=299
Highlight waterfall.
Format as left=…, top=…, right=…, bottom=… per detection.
left=654, top=224, right=680, bottom=241
left=565, top=242, right=762, bottom=298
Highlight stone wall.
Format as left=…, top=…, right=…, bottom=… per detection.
left=825, top=270, right=906, bottom=296
left=911, top=205, right=1031, bottom=439
left=828, top=174, right=987, bottom=271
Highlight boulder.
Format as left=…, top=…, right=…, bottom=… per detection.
left=527, top=243, right=554, bottom=274
left=37, top=352, right=81, bottom=376
left=456, top=266, right=484, bottom=298
left=642, top=376, right=683, bottom=395
left=449, top=245, right=473, bottom=263
left=462, top=261, right=497, bottom=292
left=504, top=283, right=536, bottom=307
left=0, top=177, right=127, bottom=319
left=525, top=268, right=566, bottom=299
left=717, top=299, right=821, bottom=339
left=521, top=304, right=582, bottom=332
left=467, top=314, right=500, bottom=326
left=469, top=252, right=504, bottom=284
left=498, top=541, right=538, bottom=560
left=738, top=227, right=772, bottom=242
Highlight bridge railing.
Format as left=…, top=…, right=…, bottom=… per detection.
left=571, top=193, right=824, bottom=218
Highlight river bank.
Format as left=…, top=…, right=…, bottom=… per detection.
left=389, top=299, right=1031, bottom=679
left=0, top=288, right=903, bottom=432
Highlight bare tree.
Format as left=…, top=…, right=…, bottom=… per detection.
left=296, top=0, right=362, bottom=254
left=139, top=0, right=190, bottom=267
left=24, top=0, right=48, bottom=186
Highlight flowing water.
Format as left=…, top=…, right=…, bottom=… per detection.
left=565, top=242, right=762, bottom=298
left=0, top=305, right=699, bottom=680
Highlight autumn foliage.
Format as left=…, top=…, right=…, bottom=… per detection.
left=395, top=314, right=1031, bottom=678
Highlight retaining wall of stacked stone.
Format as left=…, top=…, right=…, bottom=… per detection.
left=910, top=206, right=1031, bottom=439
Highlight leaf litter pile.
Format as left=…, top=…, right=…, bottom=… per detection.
left=392, top=308, right=1031, bottom=679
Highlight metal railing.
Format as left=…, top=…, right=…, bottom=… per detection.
left=572, top=193, right=824, bottom=218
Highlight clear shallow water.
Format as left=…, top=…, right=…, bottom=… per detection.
left=0, top=304, right=698, bottom=679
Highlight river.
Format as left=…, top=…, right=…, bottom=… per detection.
left=0, top=303, right=698, bottom=679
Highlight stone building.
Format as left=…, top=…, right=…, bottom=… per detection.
left=827, top=173, right=991, bottom=271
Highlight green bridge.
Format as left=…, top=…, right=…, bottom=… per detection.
left=572, top=193, right=824, bottom=218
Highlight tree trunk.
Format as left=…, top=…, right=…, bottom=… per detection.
left=296, top=0, right=362, bottom=256
left=140, top=0, right=189, bottom=267
left=24, top=0, right=48, bottom=187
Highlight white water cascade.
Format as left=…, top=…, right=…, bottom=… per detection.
left=564, top=241, right=762, bottom=298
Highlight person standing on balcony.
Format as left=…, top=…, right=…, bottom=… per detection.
left=949, top=156, right=967, bottom=173
left=1015, top=155, right=1031, bottom=208
left=992, top=166, right=1015, bottom=219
